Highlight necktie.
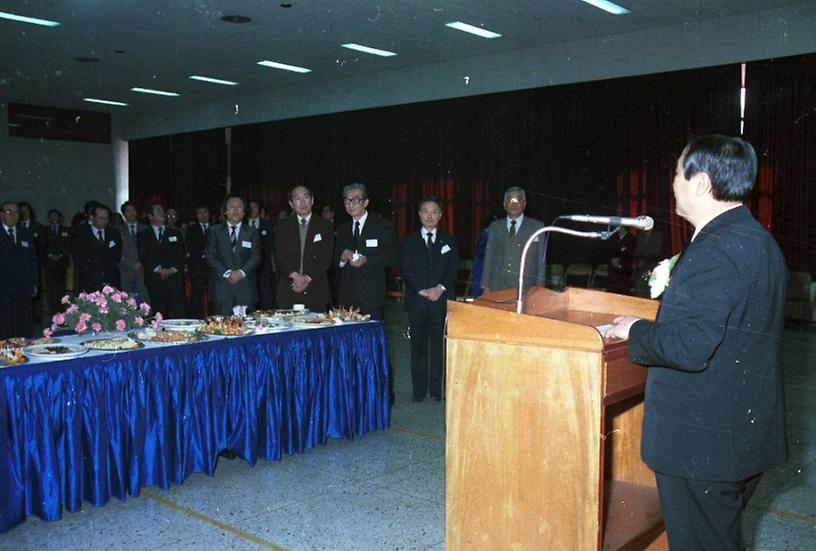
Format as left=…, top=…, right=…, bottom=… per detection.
left=230, top=225, right=237, bottom=253
left=53, top=224, right=59, bottom=234
left=299, top=218, right=308, bottom=273
left=97, top=229, right=104, bottom=242
left=353, top=220, right=360, bottom=250
left=509, top=220, right=516, bottom=238
left=130, top=224, right=136, bottom=237
left=202, top=224, right=208, bottom=233
left=426, top=231, right=433, bottom=249
left=158, top=227, right=164, bottom=241
left=7, top=228, right=14, bottom=244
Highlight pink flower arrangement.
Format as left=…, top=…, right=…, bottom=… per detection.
left=45, top=287, right=155, bottom=336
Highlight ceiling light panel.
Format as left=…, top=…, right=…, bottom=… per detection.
left=341, top=43, right=397, bottom=57
left=578, top=0, right=631, bottom=15
left=445, top=21, right=501, bottom=39
left=189, top=75, right=239, bottom=86
left=257, top=60, right=312, bottom=73
left=83, top=98, right=129, bottom=107
left=0, top=10, right=60, bottom=27
left=130, top=87, right=180, bottom=97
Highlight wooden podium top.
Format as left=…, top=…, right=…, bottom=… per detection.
left=447, top=287, right=657, bottom=353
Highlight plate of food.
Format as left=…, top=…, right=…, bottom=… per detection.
left=289, top=314, right=337, bottom=328
left=198, top=316, right=254, bottom=336
left=81, top=337, right=144, bottom=351
left=1, top=347, right=28, bottom=366
left=159, top=319, right=204, bottom=332
left=0, top=337, right=30, bottom=349
left=328, top=306, right=372, bottom=323
left=255, top=308, right=308, bottom=320
left=128, top=329, right=208, bottom=344
left=25, top=336, right=61, bottom=346
left=22, top=343, right=89, bottom=359
left=255, top=318, right=291, bottom=332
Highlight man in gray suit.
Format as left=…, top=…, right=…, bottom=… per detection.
left=117, top=201, right=149, bottom=302
left=480, top=186, right=545, bottom=293
left=206, top=195, right=261, bottom=315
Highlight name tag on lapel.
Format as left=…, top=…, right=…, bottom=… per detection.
left=168, top=236, right=178, bottom=242
left=241, top=240, right=252, bottom=249
left=366, top=238, right=378, bottom=248
left=440, top=244, right=451, bottom=254
left=313, top=233, right=322, bottom=242
left=61, top=232, right=69, bottom=237
left=108, top=240, right=117, bottom=248
left=261, top=230, right=267, bottom=236
left=21, top=241, right=29, bottom=248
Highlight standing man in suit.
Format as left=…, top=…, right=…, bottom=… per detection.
left=606, top=135, right=787, bottom=551
left=18, top=202, right=44, bottom=323
left=186, top=205, right=211, bottom=318
left=39, top=209, right=71, bottom=317
left=206, top=195, right=261, bottom=315
left=118, top=201, right=150, bottom=303
left=71, top=204, right=122, bottom=293
left=247, top=200, right=276, bottom=309
left=1, top=201, right=38, bottom=338
left=138, top=203, right=187, bottom=318
left=274, top=186, right=334, bottom=311
left=399, top=197, right=459, bottom=401
left=334, top=183, right=397, bottom=320
left=480, top=186, right=545, bottom=294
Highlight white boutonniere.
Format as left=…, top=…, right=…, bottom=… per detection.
left=648, top=254, right=680, bottom=299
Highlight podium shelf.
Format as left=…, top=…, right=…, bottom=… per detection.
left=602, top=480, right=664, bottom=551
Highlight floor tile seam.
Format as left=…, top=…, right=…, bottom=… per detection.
left=141, top=489, right=290, bottom=551
left=747, top=504, right=816, bottom=525
left=362, top=478, right=446, bottom=508
left=390, top=423, right=446, bottom=442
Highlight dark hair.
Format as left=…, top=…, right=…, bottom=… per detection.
left=84, top=200, right=100, bottom=215
left=195, top=204, right=210, bottom=212
left=683, top=135, right=757, bottom=202
left=1, top=200, right=18, bottom=211
left=47, top=208, right=62, bottom=219
left=418, top=196, right=443, bottom=211
left=289, top=185, right=314, bottom=201
left=120, top=200, right=136, bottom=214
left=148, top=203, right=164, bottom=216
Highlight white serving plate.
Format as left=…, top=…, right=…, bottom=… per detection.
left=23, top=343, right=89, bottom=359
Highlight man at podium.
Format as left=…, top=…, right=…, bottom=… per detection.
left=606, top=135, right=787, bottom=551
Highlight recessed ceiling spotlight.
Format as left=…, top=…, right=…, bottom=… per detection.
left=75, top=57, right=101, bottom=63
left=130, top=87, right=180, bottom=97
left=0, top=10, right=60, bottom=27
left=84, top=98, right=129, bottom=107
left=445, top=21, right=501, bottom=39
left=280, top=2, right=293, bottom=7
left=341, top=43, right=397, bottom=57
left=189, top=75, right=239, bottom=86
left=578, top=0, right=631, bottom=15
left=257, top=60, right=312, bottom=74
left=221, top=15, right=251, bottom=23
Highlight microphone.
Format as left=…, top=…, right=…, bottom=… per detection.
left=563, top=214, right=654, bottom=231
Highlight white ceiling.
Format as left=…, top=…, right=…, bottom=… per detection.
left=0, top=0, right=807, bottom=112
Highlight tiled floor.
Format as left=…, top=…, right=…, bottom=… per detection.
left=2, top=301, right=814, bottom=550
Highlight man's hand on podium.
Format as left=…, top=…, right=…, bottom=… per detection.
left=605, top=315, right=640, bottom=342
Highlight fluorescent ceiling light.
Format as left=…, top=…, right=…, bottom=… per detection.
left=445, top=21, right=501, bottom=39
left=0, top=10, right=60, bottom=27
left=84, top=98, right=129, bottom=107
left=341, top=43, right=397, bottom=57
left=578, top=0, right=631, bottom=15
left=257, top=60, right=312, bottom=74
left=130, top=87, right=180, bottom=97
left=189, top=75, right=239, bottom=86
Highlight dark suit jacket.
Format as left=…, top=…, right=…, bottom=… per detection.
left=274, top=215, right=334, bottom=310
left=186, top=222, right=210, bottom=277
left=137, top=226, right=187, bottom=279
left=1, top=225, right=38, bottom=290
left=71, top=224, right=122, bottom=292
left=39, top=224, right=71, bottom=272
left=480, top=216, right=546, bottom=291
left=399, top=230, right=459, bottom=316
left=628, top=206, right=787, bottom=481
left=334, top=211, right=397, bottom=317
left=206, top=222, right=261, bottom=309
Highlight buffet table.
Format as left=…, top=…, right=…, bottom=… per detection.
left=0, top=322, right=390, bottom=532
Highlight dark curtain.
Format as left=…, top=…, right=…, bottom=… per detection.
left=129, top=55, right=812, bottom=271
left=744, top=53, right=816, bottom=273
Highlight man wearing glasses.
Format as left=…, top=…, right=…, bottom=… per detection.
left=334, top=183, right=397, bottom=320
left=1, top=201, right=38, bottom=338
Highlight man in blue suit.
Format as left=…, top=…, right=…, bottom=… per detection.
left=606, top=135, right=787, bottom=551
left=1, top=201, right=38, bottom=338
left=399, top=197, right=459, bottom=401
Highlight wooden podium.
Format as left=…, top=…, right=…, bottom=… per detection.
left=445, top=286, right=667, bottom=550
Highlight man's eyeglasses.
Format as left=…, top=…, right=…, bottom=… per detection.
left=2, top=209, right=19, bottom=215
left=343, top=197, right=365, bottom=205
